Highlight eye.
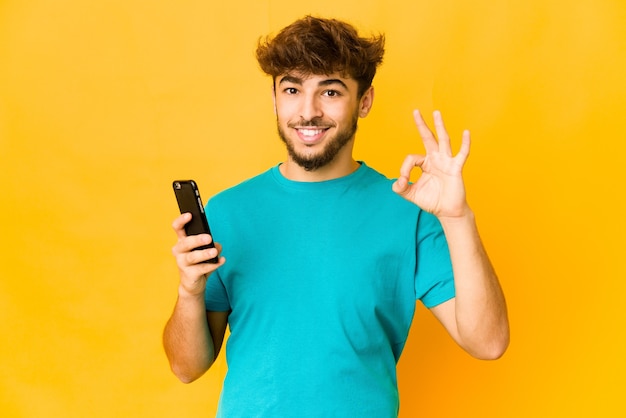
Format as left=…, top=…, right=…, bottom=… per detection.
left=284, top=87, right=298, bottom=95
left=323, top=90, right=341, bottom=97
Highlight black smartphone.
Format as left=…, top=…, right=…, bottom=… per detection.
left=172, top=180, right=219, bottom=263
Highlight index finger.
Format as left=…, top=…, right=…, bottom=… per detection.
left=172, top=212, right=192, bottom=239
left=413, top=110, right=439, bottom=154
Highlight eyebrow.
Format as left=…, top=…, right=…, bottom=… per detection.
left=278, top=75, right=349, bottom=91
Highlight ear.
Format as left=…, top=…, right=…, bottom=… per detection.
left=358, top=86, right=374, bottom=118
left=271, top=82, right=277, bottom=115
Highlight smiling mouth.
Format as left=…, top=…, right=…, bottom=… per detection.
left=294, top=126, right=330, bottom=143
left=297, top=128, right=327, bottom=137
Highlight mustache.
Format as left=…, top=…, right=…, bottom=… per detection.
left=287, top=117, right=335, bottom=128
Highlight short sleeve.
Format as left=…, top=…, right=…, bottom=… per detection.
left=204, top=270, right=231, bottom=311
left=414, top=210, right=455, bottom=308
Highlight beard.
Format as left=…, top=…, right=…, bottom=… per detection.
left=277, top=113, right=359, bottom=172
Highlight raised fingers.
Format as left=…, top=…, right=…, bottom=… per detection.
left=432, top=110, right=452, bottom=156
left=414, top=109, right=471, bottom=162
left=413, top=110, right=439, bottom=154
left=455, top=129, right=471, bottom=165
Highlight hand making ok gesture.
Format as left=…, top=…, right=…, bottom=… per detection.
left=392, top=110, right=471, bottom=219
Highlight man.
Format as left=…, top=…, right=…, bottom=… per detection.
left=163, top=15, right=509, bottom=417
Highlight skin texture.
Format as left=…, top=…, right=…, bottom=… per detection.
left=273, top=73, right=374, bottom=181
left=392, top=110, right=509, bottom=359
left=163, top=73, right=509, bottom=383
left=275, top=73, right=363, bottom=173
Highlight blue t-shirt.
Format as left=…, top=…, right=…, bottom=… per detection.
left=204, top=163, right=454, bottom=417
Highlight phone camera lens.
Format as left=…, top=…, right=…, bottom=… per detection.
left=174, top=182, right=181, bottom=190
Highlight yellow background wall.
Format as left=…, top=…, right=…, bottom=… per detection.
left=1, top=1, right=624, bottom=417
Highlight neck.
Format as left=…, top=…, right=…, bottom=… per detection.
left=279, top=156, right=361, bottom=182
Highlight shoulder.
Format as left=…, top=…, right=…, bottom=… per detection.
left=359, top=163, right=418, bottom=204
left=209, top=167, right=276, bottom=205
left=358, top=163, right=390, bottom=183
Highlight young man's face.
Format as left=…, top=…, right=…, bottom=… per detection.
left=274, top=72, right=373, bottom=171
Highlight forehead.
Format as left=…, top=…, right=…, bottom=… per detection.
left=277, top=72, right=357, bottom=90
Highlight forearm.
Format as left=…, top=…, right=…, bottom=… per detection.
left=439, top=209, right=510, bottom=359
left=163, top=287, right=214, bottom=383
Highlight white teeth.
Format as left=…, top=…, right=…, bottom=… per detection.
left=299, top=129, right=324, bottom=137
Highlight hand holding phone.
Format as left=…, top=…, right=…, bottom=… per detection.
left=172, top=180, right=219, bottom=263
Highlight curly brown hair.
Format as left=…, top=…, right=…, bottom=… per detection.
left=256, top=16, right=385, bottom=98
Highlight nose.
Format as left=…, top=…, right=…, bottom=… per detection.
left=299, top=94, right=323, bottom=121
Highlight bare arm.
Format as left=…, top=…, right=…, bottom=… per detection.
left=163, top=295, right=229, bottom=383
left=163, top=213, right=228, bottom=383
left=393, top=110, right=509, bottom=359
left=430, top=211, right=509, bottom=359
